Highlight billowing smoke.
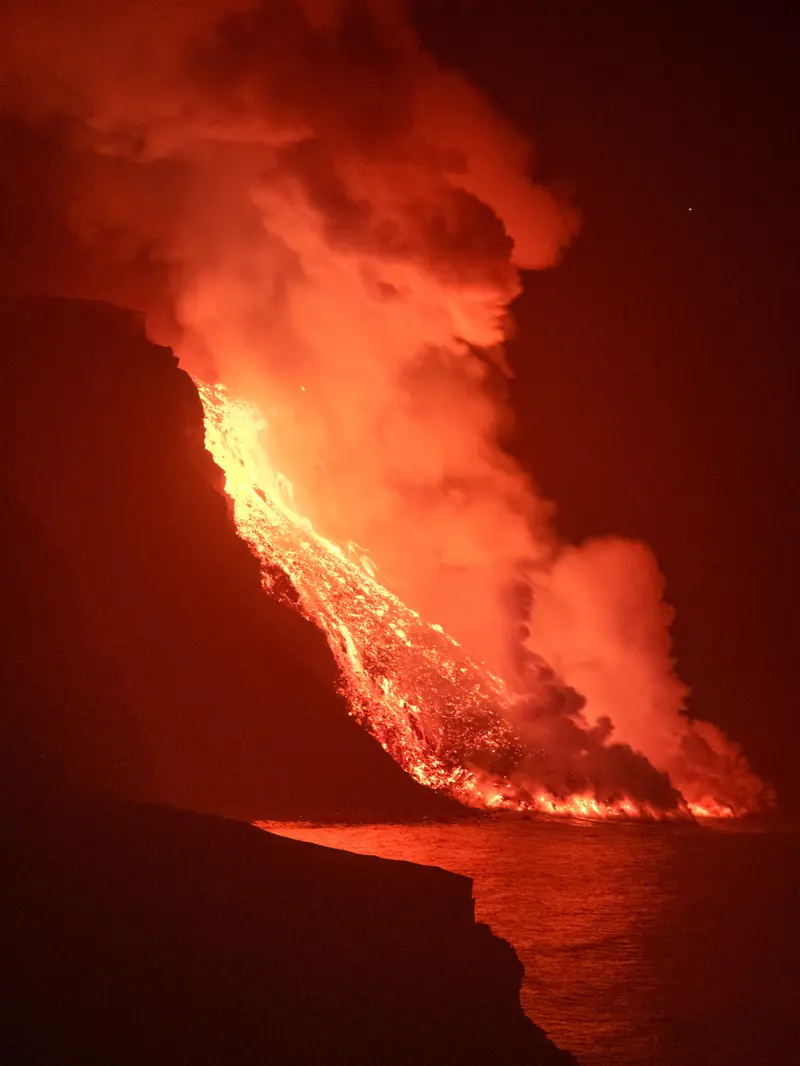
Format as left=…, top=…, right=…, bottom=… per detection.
left=525, top=539, right=770, bottom=811
left=0, top=0, right=771, bottom=813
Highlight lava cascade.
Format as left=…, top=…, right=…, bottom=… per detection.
left=0, top=0, right=773, bottom=820
left=198, top=379, right=736, bottom=820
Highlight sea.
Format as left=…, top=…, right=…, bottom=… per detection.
left=263, top=817, right=798, bottom=1066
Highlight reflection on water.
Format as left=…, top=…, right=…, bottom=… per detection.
left=261, top=817, right=798, bottom=1066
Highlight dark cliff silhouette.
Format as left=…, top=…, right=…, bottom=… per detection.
left=4, top=790, right=576, bottom=1065
left=0, top=294, right=460, bottom=821
left=0, top=506, right=575, bottom=1066
left=0, top=296, right=577, bottom=1064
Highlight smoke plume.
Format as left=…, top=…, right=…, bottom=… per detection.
left=0, top=0, right=770, bottom=813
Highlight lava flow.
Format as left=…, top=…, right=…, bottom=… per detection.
left=0, top=0, right=768, bottom=821
left=197, top=379, right=734, bottom=821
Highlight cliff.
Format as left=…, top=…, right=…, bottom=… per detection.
left=0, top=297, right=577, bottom=1063
left=0, top=294, right=459, bottom=821
left=3, top=784, right=576, bottom=1065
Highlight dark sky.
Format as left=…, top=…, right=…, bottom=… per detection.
left=415, top=2, right=797, bottom=807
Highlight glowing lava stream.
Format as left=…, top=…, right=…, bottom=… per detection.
left=196, top=380, right=732, bottom=822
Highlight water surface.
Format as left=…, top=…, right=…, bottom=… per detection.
left=263, top=817, right=798, bottom=1065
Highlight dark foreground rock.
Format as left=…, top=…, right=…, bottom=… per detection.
left=0, top=294, right=578, bottom=1063
left=3, top=785, right=576, bottom=1065
left=0, top=295, right=459, bottom=822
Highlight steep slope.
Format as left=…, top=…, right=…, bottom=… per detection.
left=0, top=294, right=458, bottom=820
left=0, top=349, right=578, bottom=1064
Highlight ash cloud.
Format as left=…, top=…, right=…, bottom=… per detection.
left=0, top=0, right=770, bottom=814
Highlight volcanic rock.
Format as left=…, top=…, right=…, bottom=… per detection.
left=0, top=432, right=576, bottom=1062
left=3, top=781, right=576, bottom=1065
left=0, top=294, right=460, bottom=821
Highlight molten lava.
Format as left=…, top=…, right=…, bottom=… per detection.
left=0, top=0, right=771, bottom=821
left=197, top=380, right=741, bottom=821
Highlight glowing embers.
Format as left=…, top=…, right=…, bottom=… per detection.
left=195, top=380, right=739, bottom=822
left=685, top=801, right=737, bottom=820
left=196, top=379, right=525, bottom=801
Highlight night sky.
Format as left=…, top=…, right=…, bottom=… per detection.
left=415, top=3, right=796, bottom=808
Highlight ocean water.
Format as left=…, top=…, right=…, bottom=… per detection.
left=263, top=817, right=799, bottom=1065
